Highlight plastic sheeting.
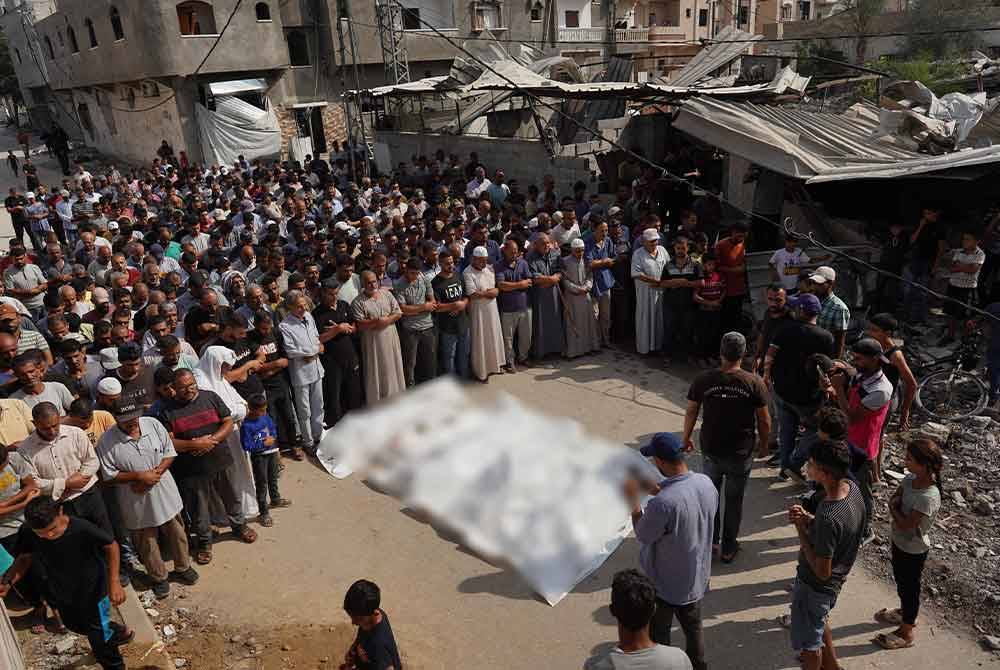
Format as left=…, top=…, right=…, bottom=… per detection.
left=316, top=379, right=654, bottom=605
left=877, top=80, right=996, bottom=152
left=0, top=602, right=24, bottom=670
left=195, top=96, right=280, bottom=167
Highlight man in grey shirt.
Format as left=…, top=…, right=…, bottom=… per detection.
left=585, top=569, right=693, bottom=670
left=393, top=257, right=436, bottom=387
left=96, top=400, right=199, bottom=599
left=624, top=433, right=718, bottom=670
left=3, top=246, right=47, bottom=317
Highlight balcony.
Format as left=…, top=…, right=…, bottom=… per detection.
left=615, top=27, right=649, bottom=42
left=556, top=27, right=651, bottom=43
left=649, top=25, right=687, bottom=42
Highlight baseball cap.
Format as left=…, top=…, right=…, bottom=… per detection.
left=99, top=347, right=121, bottom=371
left=149, top=243, right=165, bottom=260
left=641, top=229, right=660, bottom=242
left=472, top=246, right=489, bottom=258
left=97, top=377, right=123, bottom=396
left=851, top=337, right=890, bottom=364
left=608, top=206, right=622, bottom=217
left=640, top=433, right=685, bottom=461
left=809, top=266, right=836, bottom=284
left=112, top=399, right=144, bottom=422
left=24, top=191, right=34, bottom=199
left=787, top=293, right=822, bottom=316
left=571, top=238, right=586, bottom=249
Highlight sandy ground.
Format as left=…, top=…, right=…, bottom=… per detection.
left=0, top=127, right=995, bottom=668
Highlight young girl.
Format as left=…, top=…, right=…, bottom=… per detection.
left=873, top=438, right=943, bottom=650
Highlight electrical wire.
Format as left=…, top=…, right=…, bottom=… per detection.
left=384, top=0, right=1000, bottom=325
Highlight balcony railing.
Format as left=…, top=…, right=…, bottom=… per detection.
left=649, top=25, right=687, bottom=41
left=556, top=26, right=652, bottom=42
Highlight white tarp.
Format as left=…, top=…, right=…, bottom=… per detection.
left=316, top=379, right=653, bottom=605
left=195, top=96, right=280, bottom=167
left=207, top=78, right=269, bottom=96
left=0, top=602, right=24, bottom=670
left=877, top=80, right=994, bottom=149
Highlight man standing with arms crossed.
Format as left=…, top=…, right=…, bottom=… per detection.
left=683, top=332, right=770, bottom=563
left=624, top=433, right=718, bottom=670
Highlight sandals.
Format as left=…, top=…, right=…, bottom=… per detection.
left=236, top=526, right=258, bottom=544
left=874, top=608, right=904, bottom=625
left=874, top=632, right=914, bottom=650
left=721, top=542, right=741, bottom=564
left=195, top=549, right=213, bottom=565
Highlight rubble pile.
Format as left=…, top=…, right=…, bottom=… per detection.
left=866, top=416, right=1000, bottom=648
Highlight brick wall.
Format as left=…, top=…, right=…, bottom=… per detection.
left=276, top=104, right=348, bottom=160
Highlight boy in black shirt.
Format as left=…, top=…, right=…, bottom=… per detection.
left=343, top=579, right=402, bottom=670
left=1, top=496, right=132, bottom=670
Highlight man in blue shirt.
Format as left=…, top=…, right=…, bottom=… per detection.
left=585, top=218, right=616, bottom=347
left=624, top=433, right=718, bottom=670
left=495, top=240, right=533, bottom=373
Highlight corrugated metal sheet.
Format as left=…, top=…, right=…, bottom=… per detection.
left=674, top=98, right=1000, bottom=183
left=668, top=25, right=761, bottom=87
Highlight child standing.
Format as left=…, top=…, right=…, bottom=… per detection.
left=240, top=394, right=291, bottom=527
left=342, top=579, right=402, bottom=670
left=693, top=252, right=725, bottom=364
left=0, top=496, right=132, bottom=670
left=873, top=438, right=943, bottom=650
left=941, top=230, right=985, bottom=345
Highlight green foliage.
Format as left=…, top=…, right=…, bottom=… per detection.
left=873, top=54, right=967, bottom=96
left=905, top=0, right=985, bottom=59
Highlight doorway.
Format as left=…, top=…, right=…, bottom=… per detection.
left=310, top=106, right=327, bottom=155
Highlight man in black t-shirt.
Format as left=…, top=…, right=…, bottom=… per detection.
left=183, top=286, right=232, bottom=355
left=247, top=310, right=304, bottom=460
left=4, top=187, right=27, bottom=248
left=157, top=369, right=257, bottom=563
left=764, top=293, right=834, bottom=481
left=431, top=250, right=470, bottom=378
left=343, top=579, right=402, bottom=670
left=660, top=235, right=702, bottom=364
left=314, top=279, right=362, bottom=427
left=1, top=496, right=132, bottom=670
left=212, top=312, right=266, bottom=400
left=903, top=206, right=946, bottom=325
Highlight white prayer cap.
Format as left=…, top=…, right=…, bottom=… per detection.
left=472, top=246, right=489, bottom=258
left=571, top=238, right=586, bottom=249
left=97, top=377, right=123, bottom=396
left=642, top=229, right=660, bottom=242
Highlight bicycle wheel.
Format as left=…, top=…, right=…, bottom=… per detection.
left=915, top=369, right=989, bottom=421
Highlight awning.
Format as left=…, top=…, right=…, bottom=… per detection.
left=207, top=78, right=269, bottom=96
left=673, top=98, right=1000, bottom=183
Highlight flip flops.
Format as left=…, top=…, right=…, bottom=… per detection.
left=874, top=608, right=904, bottom=625
left=874, top=632, right=914, bottom=650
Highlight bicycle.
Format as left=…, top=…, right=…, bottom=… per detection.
left=911, top=319, right=989, bottom=421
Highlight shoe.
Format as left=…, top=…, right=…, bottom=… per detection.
left=270, top=498, right=292, bottom=508
left=766, top=453, right=781, bottom=466
left=119, top=570, right=132, bottom=588
left=786, top=468, right=806, bottom=485
left=861, top=530, right=876, bottom=547
left=778, top=468, right=791, bottom=481
left=259, top=514, right=274, bottom=527
left=152, top=580, right=170, bottom=599
left=289, top=447, right=305, bottom=461
left=170, top=567, right=200, bottom=586
left=502, top=363, right=516, bottom=374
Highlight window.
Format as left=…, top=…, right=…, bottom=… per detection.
left=286, top=30, right=310, bottom=66
left=564, top=9, right=579, bottom=27
left=110, top=7, right=125, bottom=40
left=685, top=8, right=691, bottom=18
left=255, top=2, right=271, bottom=20
left=780, top=4, right=791, bottom=19
left=530, top=1, right=542, bottom=21
left=737, top=3, right=748, bottom=25
left=798, top=0, right=811, bottom=20
left=698, top=8, right=707, bottom=26
left=85, top=18, right=98, bottom=47
left=471, top=1, right=502, bottom=30
left=402, top=7, right=421, bottom=29
left=68, top=27, right=79, bottom=52
left=44, top=36, right=54, bottom=59
left=177, top=1, right=218, bottom=35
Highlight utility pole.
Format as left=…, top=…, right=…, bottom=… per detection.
left=335, top=0, right=372, bottom=175
left=376, top=0, right=410, bottom=86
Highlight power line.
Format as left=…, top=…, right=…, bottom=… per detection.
left=385, top=0, right=1000, bottom=325
left=106, top=0, right=245, bottom=113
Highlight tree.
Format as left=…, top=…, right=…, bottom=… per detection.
left=840, top=0, right=886, bottom=64
left=905, top=0, right=990, bottom=59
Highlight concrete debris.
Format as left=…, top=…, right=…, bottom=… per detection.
left=952, top=491, right=967, bottom=507
left=146, top=608, right=160, bottom=618
left=174, top=660, right=188, bottom=669
left=162, top=624, right=177, bottom=640
left=139, top=590, right=156, bottom=608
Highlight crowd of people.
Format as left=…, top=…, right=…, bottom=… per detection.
left=0, top=143, right=976, bottom=670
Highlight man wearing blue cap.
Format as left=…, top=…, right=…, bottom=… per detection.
left=624, top=433, right=717, bottom=670
left=763, top=292, right=834, bottom=483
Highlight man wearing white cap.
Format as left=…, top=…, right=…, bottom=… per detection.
left=463, top=246, right=505, bottom=381
left=631, top=228, right=669, bottom=355
left=24, top=191, right=49, bottom=253
left=562, top=238, right=600, bottom=358
left=809, top=266, right=850, bottom=359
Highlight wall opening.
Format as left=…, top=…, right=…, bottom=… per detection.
left=177, top=1, right=218, bottom=35
left=110, top=6, right=125, bottom=40
left=286, top=30, right=310, bottom=66
left=85, top=18, right=98, bottom=47
left=68, top=27, right=79, bottom=52
left=255, top=2, right=271, bottom=20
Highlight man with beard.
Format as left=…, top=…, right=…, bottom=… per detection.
left=754, top=284, right=791, bottom=464
left=51, top=339, right=104, bottom=398
left=102, top=343, right=156, bottom=411
left=247, top=311, right=304, bottom=460
left=184, top=287, right=232, bottom=354
left=313, top=279, right=362, bottom=427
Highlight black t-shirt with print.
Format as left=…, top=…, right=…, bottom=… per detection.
left=312, top=300, right=359, bottom=368
left=431, top=273, right=469, bottom=334
left=246, top=329, right=290, bottom=394
left=217, top=337, right=265, bottom=400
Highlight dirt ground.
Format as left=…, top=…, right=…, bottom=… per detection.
left=13, top=348, right=1000, bottom=670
